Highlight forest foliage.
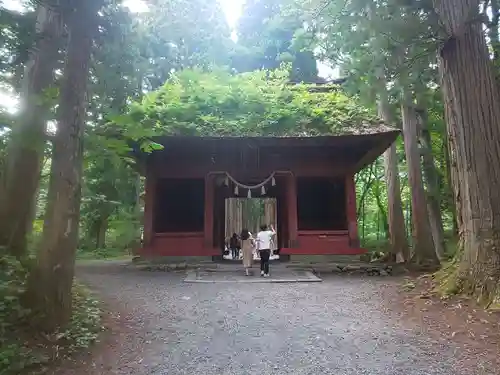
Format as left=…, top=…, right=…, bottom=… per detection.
left=111, top=67, right=386, bottom=139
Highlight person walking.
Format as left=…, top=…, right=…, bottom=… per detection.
left=240, top=228, right=255, bottom=276
left=256, top=224, right=275, bottom=277
left=229, top=233, right=240, bottom=260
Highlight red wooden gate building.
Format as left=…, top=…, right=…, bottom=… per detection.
left=136, top=131, right=398, bottom=261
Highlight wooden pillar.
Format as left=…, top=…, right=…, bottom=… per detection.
left=143, top=169, right=155, bottom=248
left=204, top=174, right=214, bottom=249
left=286, top=174, right=298, bottom=248
left=345, top=174, right=360, bottom=247
left=264, top=198, right=277, bottom=250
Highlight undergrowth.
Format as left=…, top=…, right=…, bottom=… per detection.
left=76, top=247, right=131, bottom=260
left=0, top=254, right=103, bottom=375
left=433, top=260, right=461, bottom=296
left=359, top=237, right=389, bottom=262
left=416, top=237, right=500, bottom=309
left=432, top=236, right=463, bottom=297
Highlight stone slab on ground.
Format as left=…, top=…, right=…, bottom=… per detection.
left=184, top=268, right=322, bottom=283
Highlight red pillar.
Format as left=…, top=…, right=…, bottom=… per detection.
left=143, top=169, right=155, bottom=249
left=345, top=174, right=360, bottom=247
left=286, top=173, right=298, bottom=248
left=204, top=174, right=214, bottom=251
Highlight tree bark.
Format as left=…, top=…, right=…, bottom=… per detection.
left=416, top=107, right=446, bottom=258
left=236, top=198, right=243, bottom=235
left=225, top=198, right=243, bottom=239
left=442, top=139, right=458, bottom=235
left=488, top=0, right=500, bottom=67
left=434, top=0, right=500, bottom=305
left=264, top=198, right=277, bottom=249
left=376, top=75, right=409, bottom=262
left=0, top=5, right=62, bottom=257
left=382, top=146, right=408, bottom=261
left=356, top=166, right=375, bottom=217
left=27, top=1, right=99, bottom=331
left=371, top=174, right=389, bottom=240
left=264, top=198, right=275, bottom=227
left=400, top=87, right=440, bottom=267
left=95, top=216, right=109, bottom=249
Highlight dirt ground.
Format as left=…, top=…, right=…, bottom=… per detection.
left=386, top=274, right=500, bottom=374
left=40, top=263, right=500, bottom=375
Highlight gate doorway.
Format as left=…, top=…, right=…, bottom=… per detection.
left=212, top=176, right=290, bottom=260
left=223, top=198, right=279, bottom=261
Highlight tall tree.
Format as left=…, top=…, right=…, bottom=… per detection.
left=139, top=0, right=232, bottom=90
left=415, top=92, right=446, bottom=259
left=28, top=0, right=103, bottom=331
left=0, top=3, right=62, bottom=257
left=484, top=0, right=500, bottom=82
left=79, top=0, right=234, bottom=253
left=235, top=0, right=319, bottom=82
left=292, top=0, right=449, bottom=265
left=434, top=0, right=500, bottom=305
left=376, top=71, right=409, bottom=262
left=400, top=83, right=439, bottom=267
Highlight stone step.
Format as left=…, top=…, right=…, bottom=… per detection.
left=184, top=268, right=322, bottom=283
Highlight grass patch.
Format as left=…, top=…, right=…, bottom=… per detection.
left=432, top=260, right=461, bottom=296
left=76, top=247, right=131, bottom=260
left=361, top=237, right=390, bottom=253
left=0, top=255, right=103, bottom=375
left=359, top=237, right=390, bottom=262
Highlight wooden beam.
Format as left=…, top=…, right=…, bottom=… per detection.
left=286, top=174, right=299, bottom=248
left=203, top=174, right=214, bottom=249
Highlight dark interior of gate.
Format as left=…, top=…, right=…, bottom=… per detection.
left=138, top=132, right=399, bottom=259
left=154, top=178, right=205, bottom=233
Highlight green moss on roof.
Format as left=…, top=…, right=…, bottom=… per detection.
left=111, top=68, right=396, bottom=140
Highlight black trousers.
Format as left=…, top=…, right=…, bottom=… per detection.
left=231, top=247, right=239, bottom=259
left=259, top=249, right=271, bottom=274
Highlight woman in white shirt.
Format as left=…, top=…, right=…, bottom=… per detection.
left=256, top=224, right=276, bottom=277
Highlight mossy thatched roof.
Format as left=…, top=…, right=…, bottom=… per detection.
left=110, top=68, right=398, bottom=143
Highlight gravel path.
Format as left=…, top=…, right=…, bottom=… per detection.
left=66, top=263, right=492, bottom=375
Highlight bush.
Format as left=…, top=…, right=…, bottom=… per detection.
left=0, top=254, right=33, bottom=373
left=77, top=212, right=140, bottom=260
left=76, top=247, right=130, bottom=260
left=60, top=284, right=103, bottom=352
left=359, top=237, right=390, bottom=261
left=0, top=253, right=102, bottom=374
left=0, top=255, right=30, bottom=328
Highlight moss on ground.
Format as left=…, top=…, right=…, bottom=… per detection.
left=432, top=255, right=500, bottom=310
